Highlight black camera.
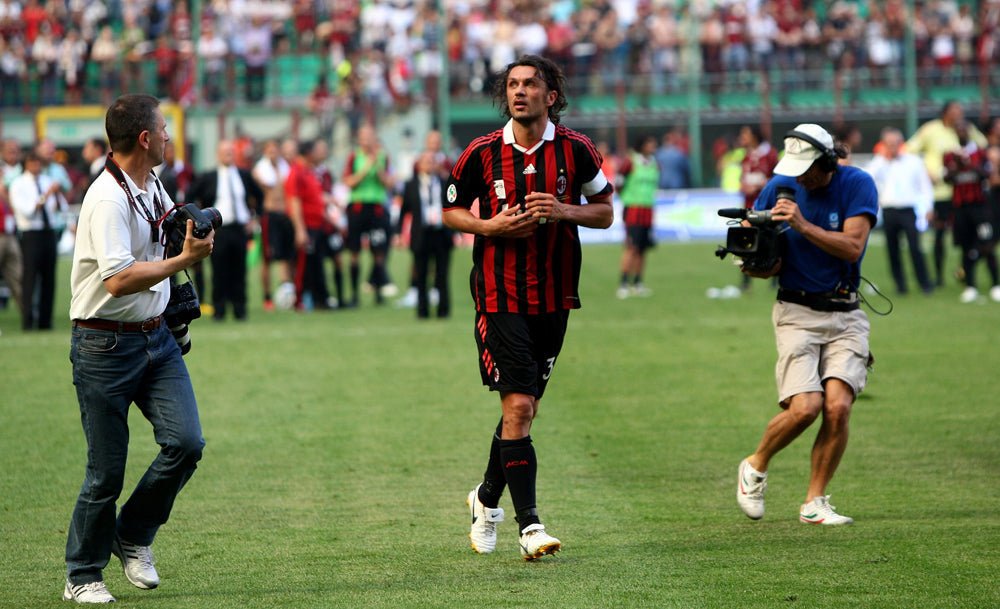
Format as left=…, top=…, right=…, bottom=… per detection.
left=164, top=278, right=200, bottom=355
left=714, top=187, right=792, bottom=274
left=160, top=204, right=222, bottom=256
left=159, top=205, right=220, bottom=356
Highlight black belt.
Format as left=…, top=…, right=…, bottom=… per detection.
left=777, top=289, right=859, bottom=312
left=73, top=315, right=164, bottom=332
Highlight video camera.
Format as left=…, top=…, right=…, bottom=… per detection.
left=714, top=187, right=793, bottom=274
left=160, top=204, right=222, bottom=355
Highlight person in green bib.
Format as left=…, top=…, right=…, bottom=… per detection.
left=617, top=135, right=660, bottom=299
left=342, top=124, right=395, bottom=306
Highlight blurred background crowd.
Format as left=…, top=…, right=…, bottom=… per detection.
left=2, top=0, right=1000, bottom=114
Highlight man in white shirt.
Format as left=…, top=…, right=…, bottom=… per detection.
left=189, top=139, right=262, bottom=321
left=251, top=138, right=294, bottom=310
left=64, top=94, right=214, bottom=604
left=9, top=151, right=61, bottom=329
left=866, top=127, right=935, bottom=294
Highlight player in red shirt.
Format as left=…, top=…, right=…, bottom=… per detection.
left=285, top=139, right=332, bottom=309
left=445, top=55, right=613, bottom=560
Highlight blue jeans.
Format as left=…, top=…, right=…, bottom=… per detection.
left=66, top=323, right=204, bottom=584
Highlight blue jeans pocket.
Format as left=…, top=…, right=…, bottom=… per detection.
left=75, top=330, right=119, bottom=354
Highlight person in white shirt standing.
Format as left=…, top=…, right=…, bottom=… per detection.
left=866, top=127, right=935, bottom=295
left=9, top=151, right=62, bottom=330
left=64, top=94, right=214, bottom=604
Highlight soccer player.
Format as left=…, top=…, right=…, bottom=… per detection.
left=616, top=134, right=660, bottom=299
left=736, top=124, right=878, bottom=526
left=444, top=55, right=613, bottom=559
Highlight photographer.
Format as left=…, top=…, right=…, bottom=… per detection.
left=735, top=124, right=878, bottom=526
left=65, top=95, right=214, bottom=603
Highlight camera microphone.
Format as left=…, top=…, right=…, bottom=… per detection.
left=718, top=208, right=750, bottom=220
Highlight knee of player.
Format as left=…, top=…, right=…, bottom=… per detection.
left=166, top=434, right=205, bottom=465
left=822, top=396, right=853, bottom=426
left=787, top=393, right=823, bottom=424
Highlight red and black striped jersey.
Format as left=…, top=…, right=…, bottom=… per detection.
left=944, top=147, right=987, bottom=207
left=446, top=119, right=609, bottom=314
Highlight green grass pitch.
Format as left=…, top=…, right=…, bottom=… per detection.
left=1, top=239, right=998, bottom=608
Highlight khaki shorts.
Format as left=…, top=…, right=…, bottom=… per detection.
left=772, top=301, right=871, bottom=406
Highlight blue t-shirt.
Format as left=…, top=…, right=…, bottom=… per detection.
left=754, top=165, right=879, bottom=293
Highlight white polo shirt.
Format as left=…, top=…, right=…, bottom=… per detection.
left=70, top=169, right=174, bottom=322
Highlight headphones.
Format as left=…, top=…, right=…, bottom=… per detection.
left=785, top=129, right=841, bottom=172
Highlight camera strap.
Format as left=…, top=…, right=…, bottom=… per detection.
left=104, top=153, right=169, bottom=244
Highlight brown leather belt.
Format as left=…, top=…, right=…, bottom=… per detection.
left=73, top=315, right=164, bottom=332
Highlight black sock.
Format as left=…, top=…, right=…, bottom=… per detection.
left=334, top=267, right=344, bottom=304
left=633, top=274, right=643, bottom=286
left=500, top=436, right=539, bottom=532
left=350, top=263, right=360, bottom=302
left=620, top=272, right=630, bottom=286
left=478, top=418, right=505, bottom=508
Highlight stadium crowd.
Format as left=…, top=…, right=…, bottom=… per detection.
left=2, top=1, right=1000, bottom=111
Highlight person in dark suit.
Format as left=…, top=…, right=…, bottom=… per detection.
left=189, top=140, right=263, bottom=320
left=398, top=151, right=453, bottom=318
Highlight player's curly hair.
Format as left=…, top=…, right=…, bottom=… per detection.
left=491, top=55, right=568, bottom=125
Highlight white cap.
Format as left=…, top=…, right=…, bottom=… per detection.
left=773, top=123, right=834, bottom=177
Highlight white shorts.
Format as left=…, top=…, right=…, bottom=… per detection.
left=772, top=301, right=871, bottom=406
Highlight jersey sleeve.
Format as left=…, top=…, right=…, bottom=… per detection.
left=575, top=137, right=610, bottom=197
left=445, top=143, right=483, bottom=211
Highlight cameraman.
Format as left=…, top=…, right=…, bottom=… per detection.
left=735, top=124, right=878, bottom=526
left=64, top=95, right=214, bottom=603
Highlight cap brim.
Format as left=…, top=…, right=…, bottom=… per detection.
left=773, top=155, right=817, bottom=177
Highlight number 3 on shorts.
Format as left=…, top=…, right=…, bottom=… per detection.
left=542, top=356, right=557, bottom=380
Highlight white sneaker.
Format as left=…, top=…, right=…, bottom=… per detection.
left=737, top=458, right=767, bottom=520
left=990, top=286, right=1000, bottom=302
left=630, top=284, right=653, bottom=297
left=111, top=536, right=159, bottom=589
left=518, top=523, right=561, bottom=560
left=960, top=286, right=979, bottom=303
left=467, top=485, right=504, bottom=554
left=63, top=580, right=116, bottom=603
left=396, top=287, right=418, bottom=308
left=799, top=495, right=854, bottom=525
left=616, top=286, right=630, bottom=300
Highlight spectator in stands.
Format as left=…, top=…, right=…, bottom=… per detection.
left=120, top=12, right=147, bottom=93
left=57, top=28, right=87, bottom=105
left=243, top=16, right=272, bottom=103
left=655, top=127, right=691, bottom=190
left=0, top=36, right=25, bottom=108
left=648, top=3, right=680, bottom=93
left=197, top=22, right=228, bottom=104
left=32, top=22, right=60, bottom=106
left=151, top=34, right=178, bottom=100
left=866, top=127, right=935, bottom=296
left=90, top=25, right=121, bottom=107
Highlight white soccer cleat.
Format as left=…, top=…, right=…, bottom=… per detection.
left=737, top=458, right=767, bottom=520
left=990, top=286, right=1000, bottom=302
left=467, top=485, right=504, bottom=554
left=63, top=580, right=116, bottom=604
left=799, top=495, right=854, bottom=526
left=616, top=286, right=630, bottom=300
left=630, top=284, right=653, bottom=298
left=111, top=537, right=159, bottom=590
left=960, top=286, right=979, bottom=303
left=518, top=523, right=561, bottom=560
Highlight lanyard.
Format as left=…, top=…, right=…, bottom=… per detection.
left=103, top=153, right=168, bottom=243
